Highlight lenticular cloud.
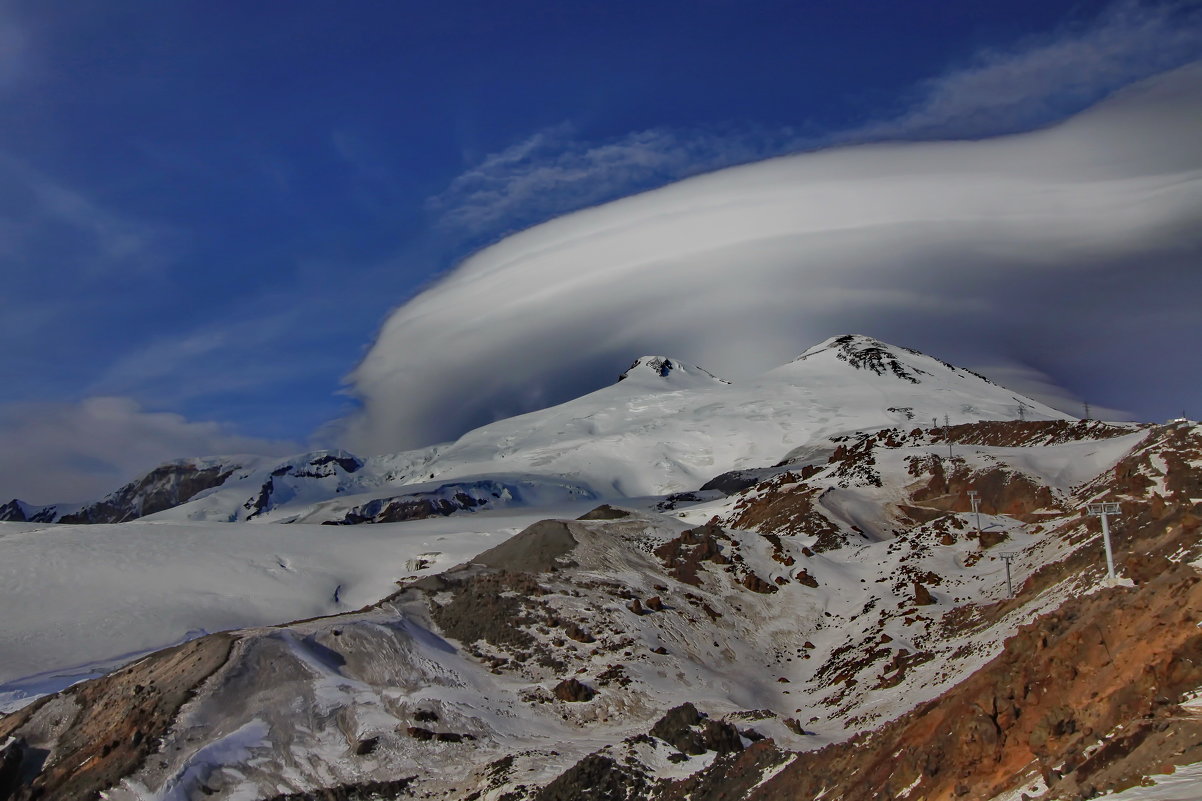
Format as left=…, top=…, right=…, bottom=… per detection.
left=341, top=63, right=1202, bottom=454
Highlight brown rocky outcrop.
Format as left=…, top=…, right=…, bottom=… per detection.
left=649, top=703, right=743, bottom=756
left=978, top=529, right=1008, bottom=549
left=0, top=633, right=235, bottom=801
left=533, top=754, right=649, bottom=801
left=653, top=521, right=732, bottom=585
left=740, top=573, right=778, bottom=594
left=907, top=459, right=1062, bottom=521
left=552, top=678, right=596, bottom=702
left=724, top=480, right=847, bottom=552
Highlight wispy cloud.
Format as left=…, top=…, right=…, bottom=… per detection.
left=427, top=123, right=792, bottom=239
left=0, top=397, right=297, bottom=504
left=0, top=155, right=180, bottom=278
left=969, top=363, right=1132, bottom=422
left=0, top=8, right=29, bottom=91
left=427, top=2, right=1202, bottom=242
left=856, top=0, right=1202, bottom=139
left=86, top=275, right=367, bottom=411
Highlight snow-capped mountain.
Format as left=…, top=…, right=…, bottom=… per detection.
left=379, top=334, right=1068, bottom=498
left=126, top=335, right=1066, bottom=525
left=0, top=456, right=252, bottom=524
left=4, top=415, right=1199, bottom=801
left=3, top=335, right=1068, bottom=527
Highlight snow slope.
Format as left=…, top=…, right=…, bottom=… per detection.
left=149, top=335, right=1071, bottom=524
left=0, top=501, right=599, bottom=712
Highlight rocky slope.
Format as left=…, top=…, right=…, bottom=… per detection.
left=0, top=457, right=248, bottom=524
left=3, top=418, right=1199, bottom=801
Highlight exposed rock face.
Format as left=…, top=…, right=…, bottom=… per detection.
left=978, top=528, right=1008, bottom=548
left=826, top=334, right=928, bottom=383
left=246, top=452, right=363, bottom=520
left=653, top=521, right=731, bottom=585
left=794, top=569, right=819, bottom=587
left=648, top=703, right=743, bottom=756
left=907, top=457, right=1063, bottom=521
left=934, top=418, right=1138, bottom=448
left=326, top=477, right=595, bottom=525
left=533, top=754, right=649, bottom=801
left=327, top=489, right=487, bottom=524
left=0, top=500, right=58, bottom=523
left=740, top=573, right=777, bottom=594
left=0, top=634, right=234, bottom=801
left=699, top=469, right=769, bottom=496
left=552, top=678, right=596, bottom=702
left=259, top=777, right=415, bottom=801
left=1, top=460, right=241, bottom=524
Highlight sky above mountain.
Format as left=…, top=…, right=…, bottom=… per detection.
left=3, top=0, right=1202, bottom=502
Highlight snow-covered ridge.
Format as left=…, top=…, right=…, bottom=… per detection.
left=9, top=335, right=1072, bottom=525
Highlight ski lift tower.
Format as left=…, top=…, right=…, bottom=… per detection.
left=967, top=490, right=982, bottom=538
left=1086, top=502, right=1121, bottom=582
left=999, top=552, right=1018, bottom=598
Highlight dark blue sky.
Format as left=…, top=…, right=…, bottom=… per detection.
left=4, top=0, right=1202, bottom=501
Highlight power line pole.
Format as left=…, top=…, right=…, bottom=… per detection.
left=1083, top=400, right=1091, bottom=421
left=944, top=414, right=952, bottom=461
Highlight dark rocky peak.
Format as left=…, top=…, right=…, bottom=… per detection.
left=618, top=356, right=678, bottom=381
left=826, top=334, right=929, bottom=383
left=0, top=459, right=244, bottom=525
left=791, top=333, right=993, bottom=385
left=0, top=499, right=60, bottom=523
left=617, top=356, right=729, bottom=385
left=59, top=460, right=243, bottom=524
left=269, top=451, right=364, bottom=480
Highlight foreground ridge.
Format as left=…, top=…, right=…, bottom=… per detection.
left=2, top=418, right=1199, bottom=800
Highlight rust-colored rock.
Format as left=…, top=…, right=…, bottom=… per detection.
left=654, top=522, right=732, bottom=585
left=553, top=678, right=597, bottom=702
left=0, top=633, right=235, bottom=801
left=795, top=569, right=819, bottom=588
left=741, top=573, right=778, bottom=594
left=979, top=529, right=1008, bottom=549
left=562, top=621, right=595, bottom=643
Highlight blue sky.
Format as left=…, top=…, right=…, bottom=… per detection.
left=3, top=1, right=1202, bottom=502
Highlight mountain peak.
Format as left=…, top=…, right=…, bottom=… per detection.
left=617, top=356, right=730, bottom=386
left=792, top=334, right=934, bottom=383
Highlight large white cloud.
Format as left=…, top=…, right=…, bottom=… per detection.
left=341, top=62, right=1202, bottom=454
left=0, top=397, right=297, bottom=504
